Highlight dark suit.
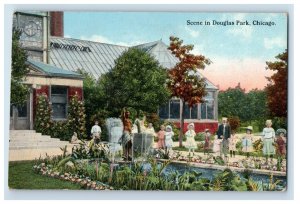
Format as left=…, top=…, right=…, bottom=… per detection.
left=217, top=124, right=231, bottom=139
left=217, top=123, right=231, bottom=157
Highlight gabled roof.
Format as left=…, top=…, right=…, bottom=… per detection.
left=26, top=59, right=83, bottom=79
left=48, top=36, right=218, bottom=90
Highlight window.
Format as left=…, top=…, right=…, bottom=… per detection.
left=184, top=103, right=198, bottom=119
left=201, top=101, right=214, bottom=120
left=159, top=102, right=169, bottom=119
left=169, top=100, right=180, bottom=119
left=51, top=86, right=67, bottom=119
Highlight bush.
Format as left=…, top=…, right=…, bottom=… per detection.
left=228, top=116, right=241, bottom=133
left=195, top=132, right=205, bottom=141
left=51, top=120, right=73, bottom=141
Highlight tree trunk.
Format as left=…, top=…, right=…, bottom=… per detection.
left=179, top=100, right=185, bottom=147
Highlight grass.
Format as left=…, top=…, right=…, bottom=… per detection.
left=8, top=160, right=83, bottom=189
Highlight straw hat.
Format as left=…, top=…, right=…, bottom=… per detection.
left=276, top=128, right=287, bottom=136
left=222, top=117, right=228, bottom=121
left=204, top=128, right=210, bottom=132
left=246, top=126, right=253, bottom=131
left=166, top=125, right=172, bottom=131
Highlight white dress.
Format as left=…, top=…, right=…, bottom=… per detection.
left=165, top=131, right=174, bottom=148
left=185, top=130, right=197, bottom=149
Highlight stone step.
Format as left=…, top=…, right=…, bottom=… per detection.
left=9, top=144, right=75, bottom=150
left=10, top=132, right=42, bottom=137
left=9, top=135, right=59, bottom=141
left=9, top=140, right=70, bottom=146
left=10, top=130, right=36, bottom=133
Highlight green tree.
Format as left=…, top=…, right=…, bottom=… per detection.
left=11, top=29, right=29, bottom=106
left=67, top=94, right=87, bottom=139
left=34, top=94, right=52, bottom=135
left=167, top=36, right=211, bottom=147
left=99, top=47, right=171, bottom=116
left=265, top=50, right=287, bottom=118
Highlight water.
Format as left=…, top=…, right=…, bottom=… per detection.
left=162, top=163, right=287, bottom=189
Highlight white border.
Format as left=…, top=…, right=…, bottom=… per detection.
left=1, top=1, right=298, bottom=202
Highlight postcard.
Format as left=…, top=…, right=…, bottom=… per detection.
left=8, top=11, right=287, bottom=191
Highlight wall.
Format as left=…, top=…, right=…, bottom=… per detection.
left=173, top=121, right=218, bottom=134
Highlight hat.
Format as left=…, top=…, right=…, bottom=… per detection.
left=188, top=123, right=195, bottom=128
left=276, top=128, right=287, bottom=136
left=246, top=126, right=253, bottom=131
left=265, top=120, right=272, bottom=126
left=222, top=117, right=228, bottom=121
left=204, top=128, right=210, bottom=132
left=166, top=125, right=172, bottom=131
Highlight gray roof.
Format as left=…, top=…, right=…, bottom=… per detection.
left=49, top=36, right=218, bottom=90
left=27, top=59, right=83, bottom=79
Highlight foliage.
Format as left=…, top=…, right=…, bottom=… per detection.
left=99, top=47, right=171, bottom=116
left=265, top=50, right=287, bottom=118
left=10, top=29, right=30, bottom=106
left=34, top=94, right=52, bottom=135
left=71, top=140, right=110, bottom=161
left=145, top=112, right=161, bottom=131
left=67, top=94, right=87, bottom=139
left=167, top=36, right=211, bottom=147
left=211, top=168, right=247, bottom=191
left=218, top=86, right=268, bottom=123
left=227, top=116, right=241, bottom=132
left=253, top=138, right=263, bottom=152
left=50, top=120, right=73, bottom=141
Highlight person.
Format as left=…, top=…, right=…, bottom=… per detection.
left=217, top=117, right=231, bottom=162
left=275, top=128, right=287, bottom=158
left=185, top=123, right=197, bottom=156
left=121, top=109, right=133, bottom=161
left=262, top=120, right=276, bottom=164
left=204, top=129, right=211, bottom=155
left=212, top=135, right=221, bottom=156
left=165, top=125, right=174, bottom=152
left=70, top=132, right=80, bottom=144
left=145, top=123, right=156, bottom=147
left=242, top=126, right=254, bottom=158
left=229, top=131, right=238, bottom=158
left=157, top=125, right=165, bottom=149
left=91, top=120, right=102, bottom=144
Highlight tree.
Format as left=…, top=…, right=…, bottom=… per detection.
left=67, top=94, right=87, bottom=139
left=11, top=29, right=29, bottom=106
left=265, top=50, right=287, bottom=118
left=167, top=36, right=211, bottom=147
left=99, top=47, right=171, bottom=116
left=34, top=94, right=52, bottom=135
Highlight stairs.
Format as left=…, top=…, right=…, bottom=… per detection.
left=9, top=130, right=75, bottom=161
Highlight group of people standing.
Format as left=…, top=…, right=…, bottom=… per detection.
left=89, top=113, right=287, bottom=164
left=213, top=117, right=287, bottom=164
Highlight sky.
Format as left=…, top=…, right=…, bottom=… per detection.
left=64, top=12, right=287, bottom=92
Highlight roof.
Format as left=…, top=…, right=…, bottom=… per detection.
left=26, top=59, right=83, bottom=79
left=49, top=36, right=218, bottom=90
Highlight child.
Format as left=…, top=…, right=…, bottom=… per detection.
left=157, top=125, right=165, bottom=149
left=213, top=135, right=221, bottom=156
left=204, top=129, right=210, bottom=155
left=165, top=125, right=174, bottom=152
left=185, top=123, right=197, bottom=156
left=91, top=120, right=102, bottom=144
left=229, top=132, right=238, bottom=158
left=242, top=126, right=254, bottom=158
left=275, top=128, right=287, bottom=158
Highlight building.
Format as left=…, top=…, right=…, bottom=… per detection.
left=11, top=11, right=219, bottom=132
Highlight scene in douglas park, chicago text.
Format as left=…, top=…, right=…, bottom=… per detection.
left=8, top=12, right=288, bottom=191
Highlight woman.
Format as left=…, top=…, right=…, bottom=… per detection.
left=262, top=120, right=276, bottom=163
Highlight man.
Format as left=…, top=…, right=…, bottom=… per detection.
left=91, top=120, right=102, bottom=144
left=217, top=117, right=231, bottom=163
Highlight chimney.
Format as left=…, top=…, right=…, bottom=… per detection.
left=50, top=12, right=64, bottom=37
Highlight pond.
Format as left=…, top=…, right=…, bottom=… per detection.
left=162, top=162, right=287, bottom=190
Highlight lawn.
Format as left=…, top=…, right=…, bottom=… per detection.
left=8, top=160, right=83, bottom=189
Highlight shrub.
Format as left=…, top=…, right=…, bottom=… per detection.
left=51, top=120, right=73, bottom=141
left=195, top=132, right=205, bottom=141
left=228, top=116, right=241, bottom=133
